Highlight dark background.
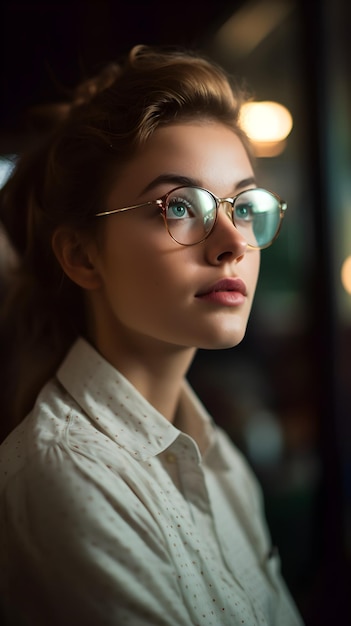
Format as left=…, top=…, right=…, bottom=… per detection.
left=1, top=1, right=237, bottom=135
left=1, top=1, right=351, bottom=625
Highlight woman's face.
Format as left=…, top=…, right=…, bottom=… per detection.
left=88, top=121, right=260, bottom=354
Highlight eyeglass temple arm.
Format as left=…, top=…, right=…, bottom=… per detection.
left=95, top=200, right=157, bottom=217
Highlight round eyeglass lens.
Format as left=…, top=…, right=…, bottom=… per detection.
left=165, top=187, right=217, bottom=245
left=233, top=189, right=281, bottom=248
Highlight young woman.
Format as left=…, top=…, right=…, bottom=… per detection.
left=0, top=46, right=303, bottom=625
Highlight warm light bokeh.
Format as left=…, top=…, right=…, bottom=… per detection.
left=240, top=101, right=293, bottom=157
left=341, top=255, right=351, bottom=295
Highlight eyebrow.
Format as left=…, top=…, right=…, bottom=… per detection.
left=139, top=173, right=257, bottom=197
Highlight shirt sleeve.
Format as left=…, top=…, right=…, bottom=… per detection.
left=0, top=444, right=193, bottom=626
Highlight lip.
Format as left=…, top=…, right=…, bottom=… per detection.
left=195, top=277, right=247, bottom=305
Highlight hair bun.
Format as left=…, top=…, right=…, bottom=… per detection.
left=25, top=63, right=122, bottom=133
left=72, top=63, right=121, bottom=107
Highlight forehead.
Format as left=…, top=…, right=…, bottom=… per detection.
left=106, top=121, right=254, bottom=207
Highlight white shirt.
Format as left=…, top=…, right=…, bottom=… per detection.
left=0, top=338, right=303, bottom=626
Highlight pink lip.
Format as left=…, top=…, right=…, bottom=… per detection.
left=195, top=278, right=247, bottom=306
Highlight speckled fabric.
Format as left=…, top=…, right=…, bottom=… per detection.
left=0, top=338, right=303, bottom=625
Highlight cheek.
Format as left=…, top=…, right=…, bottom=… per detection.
left=255, top=253, right=261, bottom=282
left=250, top=250, right=261, bottom=282
left=97, top=232, right=177, bottom=300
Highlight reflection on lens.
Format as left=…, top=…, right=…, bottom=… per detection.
left=234, top=189, right=281, bottom=248
left=166, top=187, right=216, bottom=245
left=165, top=186, right=284, bottom=248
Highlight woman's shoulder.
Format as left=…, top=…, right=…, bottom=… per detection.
left=0, top=374, right=138, bottom=499
left=0, top=377, right=89, bottom=489
left=214, top=424, right=265, bottom=503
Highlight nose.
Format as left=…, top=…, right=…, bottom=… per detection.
left=204, top=202, right=248, bottom=265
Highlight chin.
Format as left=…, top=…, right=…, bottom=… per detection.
left=196, top=328, right=247, bottom=351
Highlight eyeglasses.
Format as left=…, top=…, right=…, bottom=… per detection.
left=95, top=186, right=287, bottom=249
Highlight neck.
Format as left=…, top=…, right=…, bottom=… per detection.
left=127, top=348, right=195, bottom=422
left=89, top=330, right=196, bottom=423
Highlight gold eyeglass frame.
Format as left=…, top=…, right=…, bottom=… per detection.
left=95, top=185, right=287, bottom=250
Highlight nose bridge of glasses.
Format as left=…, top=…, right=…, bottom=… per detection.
left=217, top=197, right=235, bottom=221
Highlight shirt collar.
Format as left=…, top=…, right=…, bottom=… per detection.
left=56, top=338, right=217, bottom=462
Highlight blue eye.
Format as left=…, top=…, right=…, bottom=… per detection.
left=166, top=197, right=194, bottom=220
left=235, top=203, right=254, bottom=222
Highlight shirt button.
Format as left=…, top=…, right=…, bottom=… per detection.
left=165, top=452, right=177, bottom=464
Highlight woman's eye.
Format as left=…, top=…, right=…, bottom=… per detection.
left=235, top=203, right=254, bottom=222
left=166, top=197, right=194, bottom=220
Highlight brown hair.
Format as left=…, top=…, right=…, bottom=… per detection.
left=0, top=44, right=250, bottom=434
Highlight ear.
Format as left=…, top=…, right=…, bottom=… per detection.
left=51, top=227, right=102, bottom=291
